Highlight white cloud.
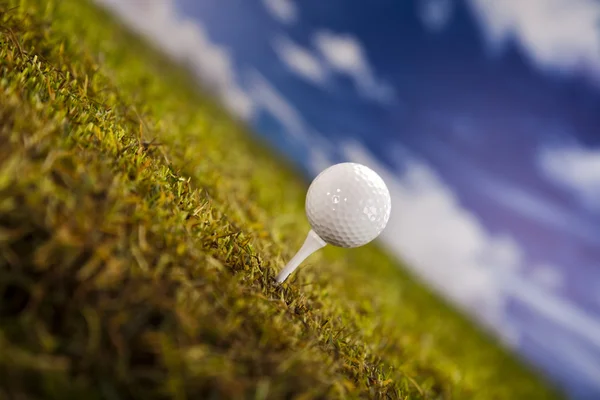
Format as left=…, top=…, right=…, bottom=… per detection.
left=247, top=70, right=306, bottom=139
left=538, top=145, right=600, bottom=210
left=467, top=0, right=600, bottom=83
left=476, top=176, right=600, bottom=245
left=313, top=31, right=396, bottom=103
left=418, top=0, right=454, bottom=32
left=529, top=264, right=564, bottom=291
left=247, top=71, right=337, bottom=175
left=307, top=148, right=333, bottom=176
left=262, top=0, right=298, bottom=24
left=273, top=31, right=395, bottom=103
left=246, top=71, right=337, bottom=171
left=507, top=273, right=600, bottom=351
left=94, top=0, right=254, bottom=120
left=272, top=36, right=328, bottom=84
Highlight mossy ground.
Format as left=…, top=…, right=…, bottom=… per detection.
left=0, top=0, right=562, bottom=399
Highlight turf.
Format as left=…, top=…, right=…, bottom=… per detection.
left=0, top=0, right=562, bottom=399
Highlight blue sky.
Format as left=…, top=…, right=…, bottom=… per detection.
left=97, top=0, right=600, bottom=397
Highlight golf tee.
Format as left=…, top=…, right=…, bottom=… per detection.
left=275, top=229, right=327, bottom=284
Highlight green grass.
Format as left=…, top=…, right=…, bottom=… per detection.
left=0, top=0, right=562, bottom=399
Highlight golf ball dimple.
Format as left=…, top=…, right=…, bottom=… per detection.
left=305, top=162, right=391, bottom=248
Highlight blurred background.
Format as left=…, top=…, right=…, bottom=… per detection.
left=97, top=0, right=600, bottom=398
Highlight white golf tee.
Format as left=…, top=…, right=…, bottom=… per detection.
left=275, top=229, right=327, bottom=284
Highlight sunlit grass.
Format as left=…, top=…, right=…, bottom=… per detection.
left=0, top=0, right=561, bottom=398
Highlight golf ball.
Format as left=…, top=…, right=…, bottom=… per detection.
left=306, top=162, right=391, bottom=248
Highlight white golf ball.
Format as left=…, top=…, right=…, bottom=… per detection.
left=305, top=162, right=391, bottom=248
